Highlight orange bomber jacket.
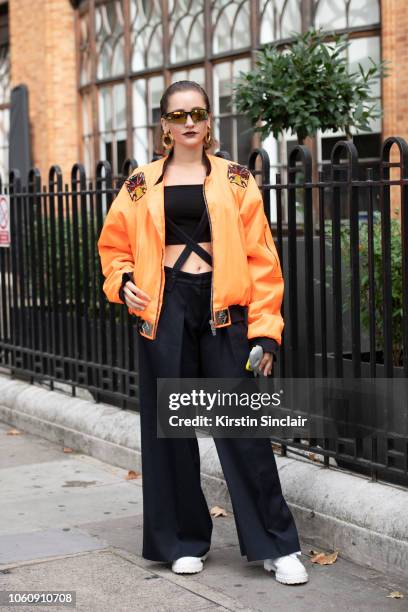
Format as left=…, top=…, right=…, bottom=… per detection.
left=97, top=150, right=284, bottom=347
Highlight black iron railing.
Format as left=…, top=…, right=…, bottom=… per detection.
left=0, top=139, right=407, bottom=486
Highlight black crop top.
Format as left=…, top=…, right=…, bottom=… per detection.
left=164, top=184, right=211, bottom=245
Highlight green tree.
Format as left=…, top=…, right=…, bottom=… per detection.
left=232, top=28, right=388, bottom=145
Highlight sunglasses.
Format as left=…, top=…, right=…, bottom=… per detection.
left=162, top=107, right=209, bottom=124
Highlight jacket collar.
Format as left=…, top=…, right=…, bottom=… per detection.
left=153, top=147, right=212, bottom=185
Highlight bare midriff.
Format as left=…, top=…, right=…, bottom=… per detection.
left=164, top=242, right=213, bottom=273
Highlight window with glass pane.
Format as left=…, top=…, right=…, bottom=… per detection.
left=325, top=35, right=382, bottom=134
left=213, top=58, right=252, bottom=163
left=0, top=44, right=9, bottom=107
left=95, top=0, right=125, bottom=80
left=259, top=0, right=301, bottom=44
left=99, top=84, right=127, bottom=174
left=133, top=75, right=164, bottom=165
left=130, top=0, right=163, bottom=71
left=79, top=14, right=92, bottom=86
left=212, top=0, right=251, bottom=54
left=319, top=34, right=382, bottom=216
left=0, top=43, right=10, bottom=180
left=81, top=92, right=94, bottom=177
left=0, top=106, right=8, bottom=180
left=171, top=67, right=205, bottom=86
left=169, top=0, right=204, bottom=64
left=314, top=0, right=380, bottom=31
left=348, top=36, right=381, bottom=126
left=260, top=133, right=280, bottom=223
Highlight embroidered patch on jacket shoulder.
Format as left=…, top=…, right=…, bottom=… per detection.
left=125, top=171, right=147, bottom=202
left=227, top=163, right=250, bottom=188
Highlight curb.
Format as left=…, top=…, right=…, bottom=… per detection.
left=0, top=373, right=407, bottom=580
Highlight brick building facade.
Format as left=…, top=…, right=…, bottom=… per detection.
left=9, top=0, right=78, bottom=179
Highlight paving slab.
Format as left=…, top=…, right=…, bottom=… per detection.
left=0, top=528, right=108, bottom=565
left=0, top=551, right=231, bottom=612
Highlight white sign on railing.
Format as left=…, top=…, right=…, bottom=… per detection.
left=0, top=195, right=10, bottom=247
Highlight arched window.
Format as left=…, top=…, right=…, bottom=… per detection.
left=95, top=0, right=125, bottom=79
left=168, top=0, right=205, bottom=64
left=260, top=0, right=302, bottom=44
left=212, top=0, right=251, bottom=54
left=130, top=0, right=163, bottom=70
left=77, top=0, right=383, bottom=178
left=314, top=0, right=380, bottom=30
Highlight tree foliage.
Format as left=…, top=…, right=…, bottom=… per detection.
left=232, top=29, right=388, bottom=144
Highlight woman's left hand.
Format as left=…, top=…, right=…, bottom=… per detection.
left=258, top=352, right=273, bottom=376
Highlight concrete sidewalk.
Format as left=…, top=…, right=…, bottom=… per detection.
left=0, top=421, right=406, bottom=612
left=1, top=374, right=408, bottom=581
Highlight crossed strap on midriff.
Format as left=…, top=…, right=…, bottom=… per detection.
left=165, top=208, right=213, bottom=290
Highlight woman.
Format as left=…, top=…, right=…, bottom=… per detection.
left=97, top=80, right=308, bottom=585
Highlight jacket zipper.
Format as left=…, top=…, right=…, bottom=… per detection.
left=203, top=179, right=216, bottom=336
left=153, top=244, right=164, bottom=339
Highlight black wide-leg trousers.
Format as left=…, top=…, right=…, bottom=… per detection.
left=137, top=265, right=301, bottom=562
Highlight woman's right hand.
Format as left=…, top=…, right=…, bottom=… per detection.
left=123, top=280, right=151, bottom=310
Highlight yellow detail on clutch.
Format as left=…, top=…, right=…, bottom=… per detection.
left=245, top=358, right=253, bottom=372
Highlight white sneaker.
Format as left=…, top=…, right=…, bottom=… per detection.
left=171, top=553, right=208, bottom=574
left=264, top=552, right=308, bottom=584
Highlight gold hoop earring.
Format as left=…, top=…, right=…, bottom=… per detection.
left=162, top=130, right=174, bottom=150
left=204, top=126, right=212, bottom=146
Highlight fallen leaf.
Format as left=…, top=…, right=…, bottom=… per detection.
left=308, top=453, right=320, bottom=462
left=310, top=550, right=338, bottom=565
left=6, top=428, right=22, bottom=436
left=210, top=505, right=228, bottom=517
left=125, top=470, right=141, bottom=480
left=63, top=447, right=73, bottom=453
left=386, top=592, right=404, bottom=599
left=271, top=443, right=282, bottom=454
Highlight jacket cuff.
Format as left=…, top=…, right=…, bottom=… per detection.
left=249, top=337, right=280, bottom=362
left=118, top=272, right=134, bottom=304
